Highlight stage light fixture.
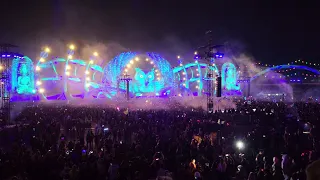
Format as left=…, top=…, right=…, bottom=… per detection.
left=68, top=55, right=72, bottom=59
left=236, top=140, right=244, bottom=150
left=36, top=81, right=42, bottom=85
left=69, top=44, right=75, bottom=50
left=44, top=47, right=50, bottom=53
left=39, top=88, right=45, bottom=93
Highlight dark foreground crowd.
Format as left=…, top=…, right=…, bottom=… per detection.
left=1, top=101, right=320, bottom=180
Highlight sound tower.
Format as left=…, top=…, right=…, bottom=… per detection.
left=216, top=76, right=222, bottom=97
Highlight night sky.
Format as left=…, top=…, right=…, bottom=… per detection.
left=1, top=0, right=320, bottom=64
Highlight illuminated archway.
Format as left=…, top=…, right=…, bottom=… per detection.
left=221, top=62, right=240, bottom=91
left=173, top=62, right=219, bottom=96
left=35, top=50, right=104, bottom=100
left=251, top=65, right=320, bottom=81
left=103, top=52, right=173, bottom=97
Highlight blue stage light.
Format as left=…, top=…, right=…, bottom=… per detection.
left=214, top=53, right=224, bottom=58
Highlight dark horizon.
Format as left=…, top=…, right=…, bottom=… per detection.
left=1, top=0, right=319, bottom=64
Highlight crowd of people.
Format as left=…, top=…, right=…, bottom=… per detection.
left=0, top=100, right=320, bottom=180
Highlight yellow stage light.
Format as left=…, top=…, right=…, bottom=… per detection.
left=36, top=66, right=40, bottom=71
left=85, top=70, right=90, bottom=75
left=68, top=55, right=72, bottom=59
left=36, top=81, right=42, bottom=85
left=45, top=47, right=50, bottom=53
left=69, top=44, right=75, bottom=50
left=65, top=71, right=70, bottom=76
left=86, top=77, right=90, bottom=81
left=130, top=60, right=134, bottom=64
left=135, top=57, right=139, bottom=61
left=40, top=58, right=45, bottom=62
left=93, top=52, right=98, bottom=57
left=39, top=88, right=45, bottom=93
left=89, top=60, right=94, bottom=64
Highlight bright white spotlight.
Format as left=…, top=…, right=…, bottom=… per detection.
left=93, top=52, right=99, bottom=57
left=194, top=51, right=198, bottom=55
left=69, top=44, right=75, bottom=50
left=127, top=64, right=131, bottom=68
left=130, top=60, right=134, bottom=64
left=39, top=88, right=45, bottom=93
left=135, top=57, right=139, bottom=61
left=177, top=55, right=180, bottom=59
left=36, top=66, right=40, bottom=71
left=145, top=58, right=149, bottom=61
left=85, top=70, right=89, bottom=75
left=65, top=71, right=70, bottom=76
left=36, top=81, right=42, bottom=85
left=66, top=65, right=71, bottom=70
left=150, top=61, right=154, bottom=64
left=236, top=141, right=244, bottom=150
left=89, top=60, right=94, bottom=64
left=44, top=47, right=50, bottom=53
left=40, top=58, right=45, bottom=62
left=86, top=77, right=90, bottom=81
left=85, top=83, right=90, bottom=87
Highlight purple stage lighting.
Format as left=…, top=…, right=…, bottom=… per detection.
left=194, top=55, right=200, bottom=60
left=214, top=53, right=224, bottom=58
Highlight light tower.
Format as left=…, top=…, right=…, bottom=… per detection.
left=0, top=44, right=21, bottom=124
left=194, top=31, right=224, bottom=113
left=120, top=74, right=132, bottom=101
